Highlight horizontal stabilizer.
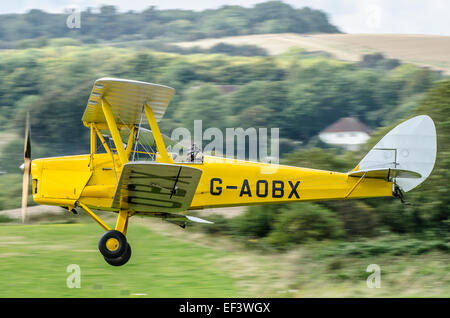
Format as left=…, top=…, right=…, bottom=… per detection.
left=348, top=168, right=422, bottom=179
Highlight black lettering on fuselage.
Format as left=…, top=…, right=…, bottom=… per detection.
left=288, top=181, right=300, bottom=199
left=272, top=180, right=284, bottom=198
left=209, top=178, right=300, bottom=199
left=256, top=180, right=268, bottom=197
left=239, top=179, right=252, bottom=197
left=210, top=178, right=222, bottom=195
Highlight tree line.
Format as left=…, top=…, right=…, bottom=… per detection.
left=0, top=44, right=438, bottom=160
left=0, top=1, right=340, bottom=47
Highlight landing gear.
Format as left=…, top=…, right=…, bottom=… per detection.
left=98, top=230, right=132, bottom=266
left=98, top=230, right=128, bottom=258
left=78, top=203, right=132, bottom=266
left=104, top=243, right=132, bottom=266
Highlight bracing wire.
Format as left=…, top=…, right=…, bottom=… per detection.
left=107, top=137, right=119, bottom=183
left=116, top=104, right=155, bottom=162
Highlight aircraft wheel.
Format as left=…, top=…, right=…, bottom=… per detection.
left=98, top=230, right=127, bottom=259
left=104, top=244, right=132, bottom=266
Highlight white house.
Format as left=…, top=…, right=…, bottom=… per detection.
left=318, top=117, right=372, bottom=151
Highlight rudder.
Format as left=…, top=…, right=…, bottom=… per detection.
left=351, top=115, right=437, bottom=192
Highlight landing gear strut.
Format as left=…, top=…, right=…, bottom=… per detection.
left=100, top=208, right=132, bottom=266
left=78, top=203, right=132, bottom=266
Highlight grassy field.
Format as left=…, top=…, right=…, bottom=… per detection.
left=0, top=221, right=237, bottom=297
left=174, top=33, right=450, bottom=75
left=0, top=212, right=448, bottom=298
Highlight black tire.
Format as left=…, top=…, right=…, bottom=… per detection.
left=104, top=244, right=132, bottom=266
left=98, top=230, right=127, bottom=258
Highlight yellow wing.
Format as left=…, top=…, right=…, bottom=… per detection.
left=82, top=77, right=175, bottom=127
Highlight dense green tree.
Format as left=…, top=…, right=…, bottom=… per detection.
left=0, top=2, right=340, bottom=45
left=217, top=59, right=284, bottom=85
left=225, top=81, right=287, bottom=115
left=174, top=84, right=229, bottom=133
left=267, top=202, right=345, bottom=247
left=230, top=204, right=280, bottom=238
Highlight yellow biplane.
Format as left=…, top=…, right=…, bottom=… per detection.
left=21, top=78, right=437, bottom=266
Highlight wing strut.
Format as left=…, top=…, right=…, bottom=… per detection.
left=144, top=103, right=173, bottom=164
left=102, top=98, right=128, bottom=165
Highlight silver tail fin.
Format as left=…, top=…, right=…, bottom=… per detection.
left=351, top=115, right=437, bottom=192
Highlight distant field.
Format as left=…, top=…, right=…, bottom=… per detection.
left=174, top=33, right=450, bottom=75
left=0, top=213, right=448, bottom=297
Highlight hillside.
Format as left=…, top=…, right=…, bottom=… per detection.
left=174, top=33, right=450, bottom=75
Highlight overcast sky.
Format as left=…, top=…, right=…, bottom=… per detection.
left=1, top=0, right=449, bottom=35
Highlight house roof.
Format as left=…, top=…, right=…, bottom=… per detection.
left=320, top=117, right=372, bottom=134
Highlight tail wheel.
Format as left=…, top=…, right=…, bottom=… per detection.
left=104, top=244, right=132, bottom=266
left=98, top=230, right=127, bottom=259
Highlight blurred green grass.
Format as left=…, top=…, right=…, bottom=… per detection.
left=0, top=222, right=237, bottom=297
left=0, top=214, right=448, bottom=298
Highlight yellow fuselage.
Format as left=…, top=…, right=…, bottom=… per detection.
left=30, top=153, right=393, bottom=213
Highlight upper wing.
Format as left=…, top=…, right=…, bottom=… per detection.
left=112, top=162, right=202, bottom=213
left=82, top=78, right=175, bottom=127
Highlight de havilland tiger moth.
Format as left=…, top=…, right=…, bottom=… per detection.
left=19, top=78, right=437, bottom=266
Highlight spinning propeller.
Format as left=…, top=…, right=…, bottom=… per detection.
left=21, top=112, right=31, bottom=223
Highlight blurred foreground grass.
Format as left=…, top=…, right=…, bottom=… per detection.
left=0, top=213, right=448, bottom=297
left=0, top=221, right=237, bottom=297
